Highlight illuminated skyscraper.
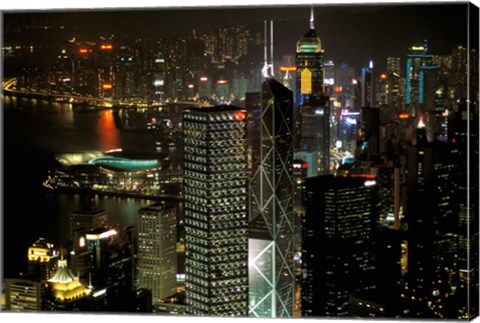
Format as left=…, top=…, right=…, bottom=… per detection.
left=295, top=7, right=330, bottom=174
left=361, top=61, right=375, bottom=108
left=137, top=204, right=177, bottom=303
left=405, top=41, right=438, bottom=117
left=387, top=57, right=401, bottom=75
left=302, top=175, right=377, bottom=317
left=407, top=124, right=458, bottom=317
left=295, top=7, right=324, bottom=103
left=27, top=238, right=59, bottom=281
left=448, top=99, right=479, bottom=319
left=248, top=78, right=295, bottom=318
left=183, top=106, right=248, bottom=316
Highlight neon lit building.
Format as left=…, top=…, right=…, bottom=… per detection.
left=302, top=175, right=377, bottom=317
left=295, top=7, right=330, bottom=175
left=295, top=7, right=324, bottom=103
left=405, top=41, right=436, bottom=117
left=137, top=204, right=177, bottom=303
left=248, top=78, right=295, bottom=317
left=183, top=106, right=248, bottom=316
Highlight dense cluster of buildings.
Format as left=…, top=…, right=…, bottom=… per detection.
left=2, top=6, right=479, bottom=320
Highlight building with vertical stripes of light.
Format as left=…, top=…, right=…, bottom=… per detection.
left=183, top=106, right=248, bottom=316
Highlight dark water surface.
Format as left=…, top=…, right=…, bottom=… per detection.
left=2, top=95, right=178, bottom=278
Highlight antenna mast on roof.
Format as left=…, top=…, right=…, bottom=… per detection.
left=262, top=20, right=275, bottom=78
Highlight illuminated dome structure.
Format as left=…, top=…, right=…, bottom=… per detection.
left=88, top=156, right=160, bottom=171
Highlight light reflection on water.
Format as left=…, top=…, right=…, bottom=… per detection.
left=3, top=95, right=182, bottom=277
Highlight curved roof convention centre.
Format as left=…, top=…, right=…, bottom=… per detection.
left=88, top=156, right=160, bottom=171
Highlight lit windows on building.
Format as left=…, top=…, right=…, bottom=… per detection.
left=183, top=106, right=248, bottom=316
left=137, top=203, right=177, bottom=303
left=302, top=175, right=377, bottom=317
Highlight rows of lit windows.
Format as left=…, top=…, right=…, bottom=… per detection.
left=184, top=109, right=248, bottom=315
left=184, top=211, right=248, bottom=225
left=207, top=172, right=246, bottom=181
left=186, top=251, right=209, bottom=263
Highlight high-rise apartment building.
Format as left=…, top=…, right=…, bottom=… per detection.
left=302, top=175, right=377, bottom=317
left=137, top=203, right=177, bottom=303
left=249, top=78, right=295, bottom=318
left=183, top=106, right=248, bottom=316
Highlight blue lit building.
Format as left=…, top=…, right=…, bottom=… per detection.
left=405, top=41, right=440, bottom=118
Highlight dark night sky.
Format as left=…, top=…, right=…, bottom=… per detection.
left=2, top=2, right=477, bottom=71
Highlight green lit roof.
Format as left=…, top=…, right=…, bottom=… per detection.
left=296, top=29, right=322, bottom=53
left=88, top=156, right=160, bottom=171
left=48, top=260, right=76, bottom=284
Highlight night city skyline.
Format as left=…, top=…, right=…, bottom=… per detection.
left=1, top=0, right=479, bottom=321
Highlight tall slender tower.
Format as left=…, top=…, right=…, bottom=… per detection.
left=295, top=6, right=324, bottom=103
left=295, top=7, right=330, bottom=175
left=248, top=78, right=295, bottom=317
left=184, top=106, right=248, bottom=316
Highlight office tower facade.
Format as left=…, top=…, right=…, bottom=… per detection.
left=405, top=41, right=436, bottom=117
left=360, top=106, right=381, bottom=160
left=295, top=7, right=330, bottom=175
left=302, top=175, right=377, bottom=317
left=70, top=209, right=108, bottom=238
left=361, top=61, right=375, bottom=108
left=245, top=92, right=262, bottom=178
left=137, top=203, right=177, bottom=303
left=448, top=99, right=479, bottom=319
left=153, top=57, right=166, bottom=102
left=69, top=208, right=107, bottom=284
left=183, top=106, right=248, bottom=316
left=4, top=278, right=47, bottom=311
left=249, top=78, right=295, bottom=318
left=407, top=125, right=458, bottom=317
left=387, top=56, right=401, bottom=75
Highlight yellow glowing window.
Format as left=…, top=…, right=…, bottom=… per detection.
left=300, top=68, right=312, bottom=94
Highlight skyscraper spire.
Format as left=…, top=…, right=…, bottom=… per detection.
left=310, top=6, right=315, bottom=30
